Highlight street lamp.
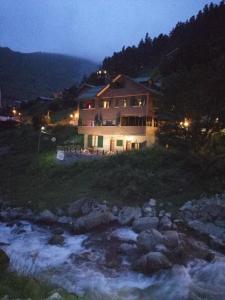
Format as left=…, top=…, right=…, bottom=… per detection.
left=37, top=126, right=46, bottom=153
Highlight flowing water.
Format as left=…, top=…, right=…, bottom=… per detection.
left=1, top=220, right=225, bottom=300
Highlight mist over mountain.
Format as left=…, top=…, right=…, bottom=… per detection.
left=0, top=47, right=97, bottom=104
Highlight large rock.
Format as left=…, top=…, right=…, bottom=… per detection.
left=48, top=234, right=65, bottom=246
left=68, top=198, right=107, bottom=217
left=188, top=220, right=225, bottom=240
left=159, top=216, right=172, bottom=231
left=137, top=229, right=164, bottom=251
left=37, top=210, right=57, bottom=224
left=0, top=249, right=10, bottom=271
left=133, top=251, right=172, bottom=274
left=119, top=243, right=138, bottom=255
left=132, top=217, right=159, bottom=233
left=118, top=206, right=142, bottom=225
left=68, top=198, right=90, bottom=217
left=72, top=211, right=115, bottom=233
left=163, top=231, right=180, bottom=249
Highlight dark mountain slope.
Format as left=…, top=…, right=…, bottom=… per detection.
left=0, top=47, right=97, bottom=103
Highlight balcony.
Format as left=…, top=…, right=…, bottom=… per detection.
left=78, top=125, right=146, bottom=136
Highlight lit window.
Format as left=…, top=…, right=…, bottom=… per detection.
left=123, top=99, right=128, bottom=107
left=101, top=99, right=110, bottom=108
left=138, top=99, right=142, bottom=107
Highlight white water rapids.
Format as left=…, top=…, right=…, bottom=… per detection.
left=1, top=220, right=225, bottom=300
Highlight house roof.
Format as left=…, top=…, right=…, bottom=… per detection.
left=133, top=76, right=150, bottom=83
left=97, top=74, right=161, bottom=97
left=77, top=85, right=105, bottom=101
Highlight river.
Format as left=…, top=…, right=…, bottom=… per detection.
left=1, top=220, right=225, bottom=300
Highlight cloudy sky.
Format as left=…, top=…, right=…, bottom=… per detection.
left=0, top=0, right=221, bottom=62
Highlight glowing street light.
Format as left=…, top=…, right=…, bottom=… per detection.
left=184, top=120, right=189, bottom=128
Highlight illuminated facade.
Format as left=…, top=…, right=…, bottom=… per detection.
left=77, top=74, right=160, bottom=152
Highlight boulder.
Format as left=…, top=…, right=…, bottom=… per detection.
left=149, top=199, right=157, bottom=207
left=137, top=229, right=164, bottom=251
left=72, top=211, right=115, bottom=233
left=142, top=203, right=155, bottom=216
left=48, top=235, right=65, bottom=246
left=37, top=210, right=57, bottom=224
left=68, top=198, right=107, bottom=217
left=0, top=249, right=10, bottom=271
left=133, top=251, right=172, bottom=274
left=159, top=216, right=172, bottom=231
left=154, top=244, right=170, bottom=256
left=119, top=243, right=138, bottom=255
left=163, top=231, right=180, bottom=249
left=118, top=207, right=142, bottom=225
left=132, top=217, right=159, bottom=233
left=52, top=227, right=64, bottom=235
left=68, top=198, right=89, bottom=217
left=159, top=210, right=165, bottom=217
left=179, top=201, right=193, bottom=211
left=47, top=292, right=63, bottom=300
left=112, top=206, right=119, bottom=216
left=58, top=216, right=73, bottom=225
left=188, top=220, right=225, bottom=240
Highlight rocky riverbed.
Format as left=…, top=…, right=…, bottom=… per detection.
left=1, top=193, right=225, bottom=300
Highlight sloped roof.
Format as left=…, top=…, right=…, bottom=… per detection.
left=133, top=76, right=150, bottom=83
left=77, top=85, right=105, bottom=100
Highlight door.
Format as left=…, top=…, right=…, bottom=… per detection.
left=110, top=138, right=115, bottom=152
left=126, top=141, right=132, bottom=151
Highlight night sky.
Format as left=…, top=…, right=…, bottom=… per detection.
left=0, top=0, right=221, bottom=62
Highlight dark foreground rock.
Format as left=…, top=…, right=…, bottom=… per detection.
left=0, top=249, right=10, bottom=271
left=132, top=216, right=159, bottom=232
left=133, top=251, right=172, bottom=274
left=118, top=206, right=142, bottom=225
left=72, top=211, right=116, bottom=233
left=137, top=229, right=164, bottom=251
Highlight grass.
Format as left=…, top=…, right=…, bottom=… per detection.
left=0, top=125, right=224, bottom=212
left=0, top=271, right=82, bottom=300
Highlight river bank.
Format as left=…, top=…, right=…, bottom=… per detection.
left=1, top=193, right=225, bottom=299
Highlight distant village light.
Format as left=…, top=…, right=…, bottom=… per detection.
left=12, top=108, right=17, bottom=115
left=70, top=114, right=74, bottom=118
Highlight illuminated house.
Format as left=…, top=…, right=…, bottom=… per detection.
left=77, top=74, right=160, bottom=152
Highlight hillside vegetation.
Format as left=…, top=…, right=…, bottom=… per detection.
left=0, top=47, right=97, bottom=104
left=0, top=125, right=224, bottom=212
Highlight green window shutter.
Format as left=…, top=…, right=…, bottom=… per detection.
left=88, top=135, right=93, bottom=147
left=97, top=136, right=103, bottom=147
left=116, top=140, right=123, bottom=147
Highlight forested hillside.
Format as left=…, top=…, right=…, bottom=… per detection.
left=98, top=1, right=225, bottom=78
left=0, top=47, right=97, bottom=104
left=88, top=1, right=225, bottom=153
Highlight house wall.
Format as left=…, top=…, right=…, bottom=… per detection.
left=83, top=133, right=147, bottom=152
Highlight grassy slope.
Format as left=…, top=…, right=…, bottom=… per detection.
left=0, top=271, right=81, bottom=300
left=0, top=125, right=224, bottom=212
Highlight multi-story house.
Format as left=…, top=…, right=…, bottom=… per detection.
left=77, top=74, right=160, bottom=152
